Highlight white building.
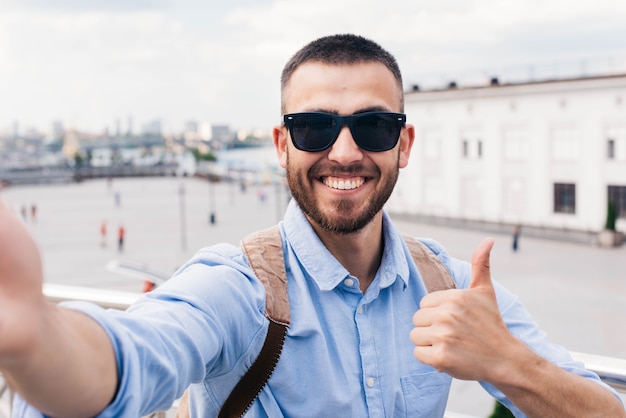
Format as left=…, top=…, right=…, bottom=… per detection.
left=387, top=74, right=626, bottom=240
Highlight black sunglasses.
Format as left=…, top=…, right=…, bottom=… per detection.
left=283, top=111, right=406, bottom=152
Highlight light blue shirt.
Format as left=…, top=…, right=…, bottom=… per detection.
left=14, top=200, right=617, bottom=417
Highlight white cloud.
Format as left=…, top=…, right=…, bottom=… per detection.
left=0, top=0, right=625, bottom=135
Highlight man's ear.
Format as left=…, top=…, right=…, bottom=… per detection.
left=273, top=125, right=288, bottom=168
left=398, top=124, right=415, bottom=168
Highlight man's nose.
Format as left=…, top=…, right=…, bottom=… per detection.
left=327, top=126, right=364, bottom=163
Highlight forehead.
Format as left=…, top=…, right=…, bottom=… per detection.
left=283, top=61, right=403, bottom=114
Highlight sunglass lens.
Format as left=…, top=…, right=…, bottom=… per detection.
left=291, top=114, right=337, bottom=151
left=352, top=114, right=401, bottom=151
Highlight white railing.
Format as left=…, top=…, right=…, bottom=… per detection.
left=42, top=283, right=142, bottom=310
left=0, top=285, right=175, bottom=418
left=570, top=351, right=626, bottom=394
left=0, top=284, right=624, bottom=418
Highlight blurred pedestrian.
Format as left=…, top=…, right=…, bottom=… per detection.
left=512, top=224, right=521, bottom=252
left=30, top=204, right=37, bottom=223
left=117, top=225, right=125, bottom=252
left=100, top=221, right=107, bottom=248
left=143, top=280, right=156, bottom=293
left=257, top=187, right=266, bottom=204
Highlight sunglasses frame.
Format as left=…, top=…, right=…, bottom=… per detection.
left=283, top=111, right=406, bottom=152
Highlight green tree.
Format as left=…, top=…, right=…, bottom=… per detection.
left=605, top=199, right=617, bottom=231
left=489, top=401, right=515, bottom=418
left=190, top=148, right=216, bottom=162
left=73, top=152, right=84, bottom=167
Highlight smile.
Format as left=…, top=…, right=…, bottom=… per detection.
left=322, top=176, right=365, bottom=190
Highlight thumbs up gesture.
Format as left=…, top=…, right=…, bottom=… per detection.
left=410, top=238, right=519, bottom=382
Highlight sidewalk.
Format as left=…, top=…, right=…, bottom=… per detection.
left=3, top=176, right=625, bottom=416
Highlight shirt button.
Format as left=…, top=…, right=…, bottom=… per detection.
left=344, top=278, right=354, bottom=287
left=357, top=306, right=363, bottom=314
left=366, top=377, right=375, bottom=387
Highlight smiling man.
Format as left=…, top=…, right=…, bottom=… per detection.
left=276, top=58, right=413, bottom=291
left=2, top=34, right=625, bottom=418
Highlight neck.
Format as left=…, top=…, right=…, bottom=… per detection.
left=310, top=213, right=384, bottom=293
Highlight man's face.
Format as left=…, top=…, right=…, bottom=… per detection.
left=273, top=61, right=414, bottom=235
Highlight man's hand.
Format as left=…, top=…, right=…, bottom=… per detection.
left=0, top=199, right=118, bottom=416
left=411, top=238, right=626, bottom=416
left=410, top=238, right=517, bottom=381
left=0, top=198, right=46, bottom=364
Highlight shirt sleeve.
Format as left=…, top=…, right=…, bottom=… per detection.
left=12, top=244, right=269, bottom=418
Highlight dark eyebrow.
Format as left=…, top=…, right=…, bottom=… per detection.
left=355, top=106, right=390, bottom=114
left=302, top=106, right=392, bottom=115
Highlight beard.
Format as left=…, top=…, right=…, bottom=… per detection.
left=286, top=150, right=399, bottom=235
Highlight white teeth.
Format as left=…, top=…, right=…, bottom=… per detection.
left=324, top=178, right=365, bottom=190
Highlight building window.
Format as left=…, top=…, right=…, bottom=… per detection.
left=608, top=185, right=626, bottom=218
left=423, top=177, right=445, bottom=206
left=423, top=131, right=442, bottom=160
left=461, top=134, right=483, bottom=159
left=606, top=128, right=626, bottom=161
left=503, top=130, right=530, bottom=161
left=551, top=128, right=580, bottom=161
left=502, top=178, right=526, bottom=216
left=608, top=139, right=615, bottom=159
left=554, top=183, right=576, bottom=214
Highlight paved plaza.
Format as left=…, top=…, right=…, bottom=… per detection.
left=2, top=176, right=625, bottom=416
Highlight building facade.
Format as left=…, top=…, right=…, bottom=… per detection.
left=387, top=74, right=626, bottom=239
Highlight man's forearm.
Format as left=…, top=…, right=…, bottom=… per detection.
left=493, top=346, right=625, bottom=417
left=2, top=304, right=118, bottom=418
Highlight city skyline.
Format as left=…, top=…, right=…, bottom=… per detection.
left=1, top=0, right=626, bottom=135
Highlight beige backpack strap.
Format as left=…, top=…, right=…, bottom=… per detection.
left=402, top=234, right=456, bottom=292
left=217, top=226, right=290, bottom=417
left=177, top=226, right=290, bottom=418
left=241, top=225, right=290, bottom=325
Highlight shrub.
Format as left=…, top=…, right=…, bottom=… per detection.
left=605, top=199, right=617, bottom=231
left=489, top=401, right=515, bottom=418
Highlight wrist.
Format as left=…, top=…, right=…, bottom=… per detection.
left=487, top=337, right=545, bottom=390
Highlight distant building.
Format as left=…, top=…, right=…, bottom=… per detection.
left=61, top=128, right=81, bottom=159
left=387, top=73, right=626, bottom=237
left=52, top=120, right=65, bottom=139
left=199, top=122, right=212, bottom=141
left=211, top=124, right=231, bottom=143
left=142, top=119, right=162, bottom=136
left=184, top=120, right=198, bottom=136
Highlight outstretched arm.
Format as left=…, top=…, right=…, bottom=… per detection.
left=0, top=199, right=118, bottom=417
left=411, top=238, right=625, bottom=417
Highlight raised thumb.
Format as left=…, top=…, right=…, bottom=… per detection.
left=469, top=237, right=495, bottom=289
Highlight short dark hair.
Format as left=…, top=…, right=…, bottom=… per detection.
left=281, top=34, right=404, bottom=113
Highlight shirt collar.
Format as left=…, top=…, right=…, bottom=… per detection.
left=281, top=200, right=410, bottom=292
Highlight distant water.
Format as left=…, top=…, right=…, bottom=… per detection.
left=215, top=145, right=279, bottom=172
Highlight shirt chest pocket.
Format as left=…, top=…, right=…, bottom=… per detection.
left=398, top=372, right=451, bottom=417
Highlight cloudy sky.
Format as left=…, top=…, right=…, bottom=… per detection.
left=1, top=0, right=626, bottom=136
